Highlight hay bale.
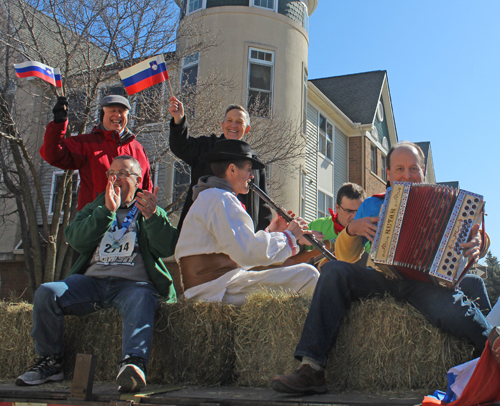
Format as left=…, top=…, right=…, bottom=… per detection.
left=63, top=309, right=123, bottom=382
left=150, top=299, right=239, bottom=386
left=0, top=301, right=36, bottom=379
left=234, top=289, right=310, bottom=386
left=233, top=293, right=475, bottom=391
left=328, top=296, right=475, bottom=391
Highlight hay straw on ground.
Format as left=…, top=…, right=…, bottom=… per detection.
left=328, top=295, right=475, bottom=391
left=234, top=289, right=311, bottom=386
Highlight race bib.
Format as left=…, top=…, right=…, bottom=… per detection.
left=98, top=231, right=136, bottom=258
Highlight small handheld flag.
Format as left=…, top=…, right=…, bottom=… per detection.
left=54, top=68, right=62, bottom=88
left=14, top=61, right=58, bottom=87
left=119, top=55, right=169, bottom=96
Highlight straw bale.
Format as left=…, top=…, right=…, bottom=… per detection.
left=233, top=293, right=475, bottom=390
left=63, top=309, right=123, bottom=382
left=0, top=301, right=36, bottom=379
left=149, top=299, right=239, bottom=386
left=234, top=289, right=311, bottom=386
left=328, top=296, right=475, bottom=391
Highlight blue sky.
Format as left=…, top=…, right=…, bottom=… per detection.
left=307, top=1, right=500, bottom=262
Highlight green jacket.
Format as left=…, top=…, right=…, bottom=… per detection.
left=65, top=193, right=179, bottom=301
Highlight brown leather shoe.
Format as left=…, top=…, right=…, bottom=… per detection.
left=271, top=364, right=327, bottom=394
left=489, top=326, right=500, bottom=364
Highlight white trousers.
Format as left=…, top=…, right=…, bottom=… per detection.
left=183, top=264, right=319, bottom=306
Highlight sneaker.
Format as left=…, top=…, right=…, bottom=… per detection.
left=271, top=364, right=327, bottom=394
left=116, top=354, right=147, bottom=393
left=15, top=356, right=64, bottom=386
left=489, top=326, right=500, bottom=364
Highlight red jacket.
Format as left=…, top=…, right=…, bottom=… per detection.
left=40, top=120, right=152, bottom=210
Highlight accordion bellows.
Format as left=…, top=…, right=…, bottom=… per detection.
left=370, top=182, right=484, bottom=288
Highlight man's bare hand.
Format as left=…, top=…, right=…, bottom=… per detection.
left=168, top=96, right=184, bottom=124
left=268, top=211, right=289, bottom=233
left=105, top=176, right=120, bottom=213
left=461, top=223, right=482, bottom=263
left=136, top=187, right=159, bottom=220
left=346, top=216, right=379, bottom=242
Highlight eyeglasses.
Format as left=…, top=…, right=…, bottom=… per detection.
left=106, top=169, right=139, bottom=178
left=338, top=205, right=358, bottom=215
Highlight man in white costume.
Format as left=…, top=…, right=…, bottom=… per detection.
left=175, top=139, right=319, bottom=305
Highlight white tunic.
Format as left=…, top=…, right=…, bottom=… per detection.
left=175, top=187, right=319, bottom=305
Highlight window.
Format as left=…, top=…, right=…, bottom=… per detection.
left=318, top=114, right=333, bottom=160
left=134, top=87, right=163, bottom=126
left=187, top=0, right=206, bottom=14
left=300, top=170, right=306, bottom=218
left=381, top=155, right=387, bottom=182
left=48, top=171, right=79, bottom=215
left=172, top=161, right=191, bottom=212
left=370, top=144, right=377, bottom=174
left=181, top=53, right=199, bottom=117
left=251, top=0, right=277, bottom=11
left=66, top=91, right=87, bottom=134
left=317, top=190, right=333, bottom=219
left=181, top=53, right=199, bottom=89
left=302, top=68, right=308, bottom=133
left=247, top=48, right=274, bottom=116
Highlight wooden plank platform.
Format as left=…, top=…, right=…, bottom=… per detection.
left=0, top=380, right=433, bottom=406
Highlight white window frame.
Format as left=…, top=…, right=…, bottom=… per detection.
left=381, top=154, right=387, bottom=182
left=251, top=0, right=278, bottom=12
left=247, top=47, right=275, bottom=116
left=302, top=67, right=308, bottom=134
left=370, top=144, right=377, bottom=174
left=300, top=169, right=306, bottom=218
left=318, top=113, right=334, bottom=161
left=180, top=52, right=200, bottom=88
left=186, top=0, right=206, bottom=15
left=317, top=189, right=334, bottom=219
left=48, top=170, right=80, bottom=216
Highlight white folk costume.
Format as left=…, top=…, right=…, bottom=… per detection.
left=175, top=176, right=319, bottom=305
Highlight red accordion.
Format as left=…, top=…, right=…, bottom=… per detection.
left=370, top=182, right=484, bottom=288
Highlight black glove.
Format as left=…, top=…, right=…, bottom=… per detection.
left=53, top=96, right=68, bottom=123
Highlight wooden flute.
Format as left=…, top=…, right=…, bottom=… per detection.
left=248, top=182, right=336, bottom=262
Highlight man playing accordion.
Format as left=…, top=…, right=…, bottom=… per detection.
left=272, top=141, right=495, bottom=395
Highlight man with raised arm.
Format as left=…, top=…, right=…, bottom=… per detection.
left=40, top=95, right=152, bottom=210
left=168, top=96, right=272, bottom=231
left=271, top=141, right=493, bottom=395
left=16, top=156, right=177, bottom=393
left=175, top=139, right=319, bottom=305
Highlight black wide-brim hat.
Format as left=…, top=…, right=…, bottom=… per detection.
left=201, top=139, right=265, bottom=170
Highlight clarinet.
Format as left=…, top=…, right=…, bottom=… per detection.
left=248, top=182, right=337, bottom=262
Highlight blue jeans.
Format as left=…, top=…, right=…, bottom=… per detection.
left=31, top=275, right=159, bottom=364
left=294, top=261, right=493, bottom=367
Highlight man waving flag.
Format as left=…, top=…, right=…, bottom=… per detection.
left=119, top=55, right=169, bottom=96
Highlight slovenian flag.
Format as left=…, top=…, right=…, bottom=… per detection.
left=54, top=68, right=62, bottom=88
left=14, top=61, right=58, bottom=87
left=119, top=55, right=169, bottom=95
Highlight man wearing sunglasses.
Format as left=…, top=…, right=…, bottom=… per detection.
left=16, top=155, right=178, bottom=394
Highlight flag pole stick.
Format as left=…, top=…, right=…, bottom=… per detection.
left=167, top=77, right=174, bottom=98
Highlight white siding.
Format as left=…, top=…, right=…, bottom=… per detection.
left=304, top=103, right=318, bottom=223
left=334, top=126, right=348, bottom=200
